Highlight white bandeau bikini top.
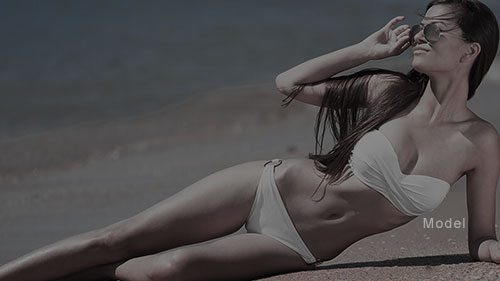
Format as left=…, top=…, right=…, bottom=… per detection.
left=348, top=129, right=451, bottom=216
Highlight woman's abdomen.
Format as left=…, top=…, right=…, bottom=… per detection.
left=278, top=158, right=415, bottom=261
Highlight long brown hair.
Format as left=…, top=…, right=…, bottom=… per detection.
left=281, top=68, right=427, bottom=200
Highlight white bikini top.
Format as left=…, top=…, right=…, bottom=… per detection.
left=348, top=129, right=451, bottom=216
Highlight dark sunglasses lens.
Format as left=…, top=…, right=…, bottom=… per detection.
left=409, top=25, right=421, bottom=45
left=425, top=23, right=440, bottom=42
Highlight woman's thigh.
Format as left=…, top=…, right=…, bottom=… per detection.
left=100, top=160, right=270, bottom=257
left=115, top=233, right=315, bottom=281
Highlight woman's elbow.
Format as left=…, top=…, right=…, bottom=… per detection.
left=275, top=73, right=294, bottom=94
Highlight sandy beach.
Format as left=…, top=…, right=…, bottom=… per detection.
left=3, top=1, right=500, bottom=279
left=1, top=77, right=500, bottom=280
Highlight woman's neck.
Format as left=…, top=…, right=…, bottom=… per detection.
left=410, top=73, right=472, bottom=125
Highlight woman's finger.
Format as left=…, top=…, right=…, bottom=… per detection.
left=400, top=40, right=410, bottom=51
left=395, top=36, right=410, bottom=54
left=385, top=15, right=405, bottom=29
left=394, top=24, right=410, bottom=36
left=397, top=28, right=411, bottom=40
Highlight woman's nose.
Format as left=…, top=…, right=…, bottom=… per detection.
left=413, top=28, right=426, bottom=45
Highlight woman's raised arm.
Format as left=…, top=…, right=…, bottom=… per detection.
left=275, top=43, right=374, bottom=106
left=275, top=16, right=411, bottom=106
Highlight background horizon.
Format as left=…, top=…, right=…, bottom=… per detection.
left=2, top=0, right=499, bottom=139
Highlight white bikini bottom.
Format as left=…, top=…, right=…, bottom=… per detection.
left=245, top=158, right=324, bottom=266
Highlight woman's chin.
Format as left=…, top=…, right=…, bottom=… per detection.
left=411, top=59, right=427, bottom=73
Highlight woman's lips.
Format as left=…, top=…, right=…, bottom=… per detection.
left=413, top=45, right=429, bottom=53
left=413, top=49, right=427, bottom=54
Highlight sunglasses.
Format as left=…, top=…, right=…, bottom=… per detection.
left=409, top=22, right=468, bottom=46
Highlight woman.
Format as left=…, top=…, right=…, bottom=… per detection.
left=1, top=0, right=500, bottom=280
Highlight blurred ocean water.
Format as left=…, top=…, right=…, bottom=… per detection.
left=1, top=0, right=499, bottom=139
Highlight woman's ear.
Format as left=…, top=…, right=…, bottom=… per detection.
left=460, top=42, right=481, bottom=63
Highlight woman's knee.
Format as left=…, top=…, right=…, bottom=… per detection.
left=114, top=256, right=153, bottom=281
left=115, top=250, right=188, bottom=281
left=148, top=250, right=190, bottom=281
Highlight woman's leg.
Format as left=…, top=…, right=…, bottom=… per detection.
left=50, top=262, right=121, bottom=281
left=114, top=233, right=315, bottom=281
left=0, top=160, right=269, bottom=281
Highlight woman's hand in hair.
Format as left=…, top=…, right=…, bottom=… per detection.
left=359, top=15, right=411, bottom=60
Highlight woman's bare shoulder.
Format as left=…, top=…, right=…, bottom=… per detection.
left=464, top=113, right=498, bottom=142
left=462, top=114, right=500, bottom=171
